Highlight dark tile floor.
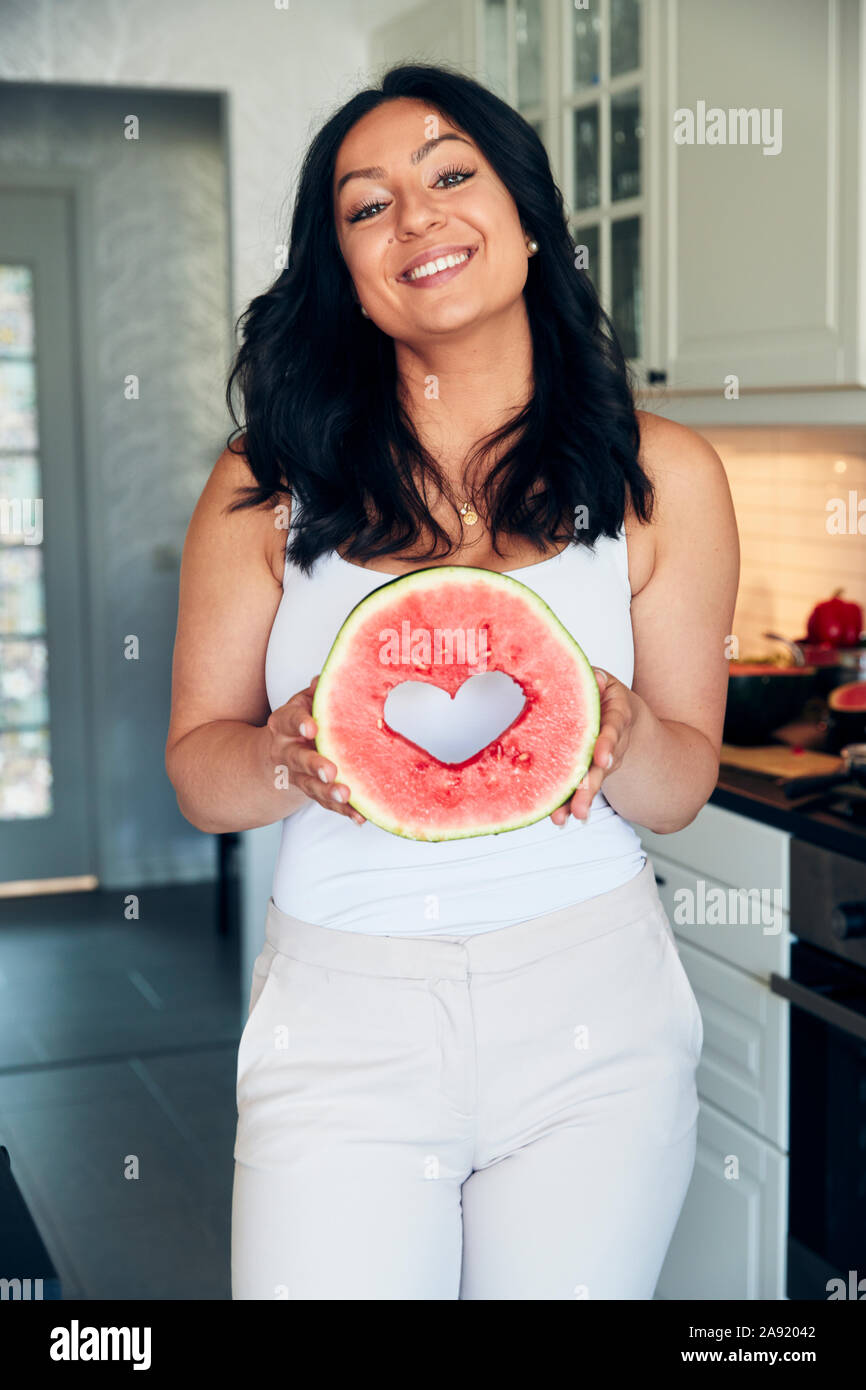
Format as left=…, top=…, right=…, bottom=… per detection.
left=0, top=883, right=242, bottom=1299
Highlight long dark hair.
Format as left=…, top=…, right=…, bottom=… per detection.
left=225, top=63, right=654, bottom=573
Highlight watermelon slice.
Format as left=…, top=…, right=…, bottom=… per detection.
left=828, top=680, right=866, bottom=711
left=312, top=566, right=601, bottom=841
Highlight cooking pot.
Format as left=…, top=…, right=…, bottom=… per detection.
left=724, top=662, right=819, bottom=746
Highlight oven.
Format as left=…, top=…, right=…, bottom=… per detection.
left=770, top=837, right=866, bottom=1299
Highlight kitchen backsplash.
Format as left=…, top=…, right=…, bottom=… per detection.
left=698, top=426, right=866, bottom=660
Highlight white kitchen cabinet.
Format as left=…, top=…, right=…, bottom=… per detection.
left=634, top=803, right=791, bottom=1297
left=652, top=0, right=865, bottom=395
left=638, top=807, right=792, bottom=1147
left=638, top=801, right=789, bottom=911
left=655, top=1096, right=788, bottom=1301
left=646, top=839, right=790, bottom=982
left=679, top=935, right=789, bottom=1150
left=646, top=845, right=790, bottom=1148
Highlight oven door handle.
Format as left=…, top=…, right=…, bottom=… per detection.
left=770, top=972, right=866, bottom=1043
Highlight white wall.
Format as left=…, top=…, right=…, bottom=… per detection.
left=702, top=428, right=866, bottom=657
left=0, top=0, right=400, bottom=316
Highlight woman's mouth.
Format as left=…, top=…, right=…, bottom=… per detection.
left=397, top=246, right=477, bottom=289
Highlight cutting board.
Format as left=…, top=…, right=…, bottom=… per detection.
left=720, top=743, right=844, bottom=781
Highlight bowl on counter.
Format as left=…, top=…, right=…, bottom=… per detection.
left=723, top=660, right=820, bottom=746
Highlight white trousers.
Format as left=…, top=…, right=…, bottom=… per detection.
left=231, top=856, right=702, bottom=1299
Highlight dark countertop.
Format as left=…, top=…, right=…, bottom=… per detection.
left=712, top=766, right=866, bottom=864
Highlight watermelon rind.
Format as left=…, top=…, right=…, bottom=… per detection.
left=312, top=566, right=601, bottom=841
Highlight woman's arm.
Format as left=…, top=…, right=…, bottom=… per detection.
left=564, top=418, right=740, bottom=834
left=164, top=447, right=361, bottom=833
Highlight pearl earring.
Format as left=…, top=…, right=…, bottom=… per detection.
left=360, top=305, right=369, bottom=317
left=526, top=238, right=539, bottom=255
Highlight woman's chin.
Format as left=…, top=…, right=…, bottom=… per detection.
left=406, top=300, right=491, bottom=338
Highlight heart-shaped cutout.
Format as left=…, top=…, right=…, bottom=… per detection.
left=383, top=672, right=527, bottom=765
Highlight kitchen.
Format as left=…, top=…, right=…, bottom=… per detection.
left=0, top=0, right=864, bottom=1310
left=356, top=0, right=866, bottom=1300
left=635, top=561, right=866, bottom=1300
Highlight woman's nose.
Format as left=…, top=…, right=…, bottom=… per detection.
left=393, top=187, right=446, bottom=239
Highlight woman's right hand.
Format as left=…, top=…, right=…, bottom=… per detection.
left=266, top=675, right=365, bottom=825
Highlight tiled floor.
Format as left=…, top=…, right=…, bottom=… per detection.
left=0, top=883, right=242, bottom=1299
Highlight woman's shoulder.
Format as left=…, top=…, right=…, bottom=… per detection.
left=204, top=437, right=291, bottom=585
left=635, top=410, right=726, bottom=485
left=626, top=410, right=734, bottom=593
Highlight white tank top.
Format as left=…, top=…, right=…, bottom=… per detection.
left=265, top=512, right=646, bottom=935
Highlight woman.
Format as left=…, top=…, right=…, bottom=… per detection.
left=166, top=64, right=739, bottom=1300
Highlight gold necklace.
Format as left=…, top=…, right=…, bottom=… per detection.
left=458, top=500, right=479, bottom=527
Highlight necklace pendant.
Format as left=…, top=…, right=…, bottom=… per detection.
left=460, top=503, right=479, bottom=527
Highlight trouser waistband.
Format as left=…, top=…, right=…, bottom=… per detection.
left=264, top=857, right=661, bottom=981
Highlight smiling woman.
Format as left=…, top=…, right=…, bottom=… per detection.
left=222, top=65, right=653, bottom=573
left=165, top=63, right=739, bottom=1304
left=334, top=103, right=538, bottom=360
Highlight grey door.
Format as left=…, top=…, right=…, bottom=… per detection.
left=0, top=187, right=94, bottom=885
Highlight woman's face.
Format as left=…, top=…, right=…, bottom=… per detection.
left=333, top=97, right=532, bottom=342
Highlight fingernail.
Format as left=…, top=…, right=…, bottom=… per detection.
left=331, top=787, right=345, bottom=803
left=606, top=752, right=614, bottom=769
left=317, top=767, right=330, bottom=783
left=300, top=721, right=313, bottom=739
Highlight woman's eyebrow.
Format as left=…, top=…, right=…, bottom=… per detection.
left=335, top=133, right=473, bottom=195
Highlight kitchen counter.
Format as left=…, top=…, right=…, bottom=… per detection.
left=712, top=766, right=866, bottom=864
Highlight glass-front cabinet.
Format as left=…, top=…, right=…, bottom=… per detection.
left=482, top=0, right=547, bottom=143
left=374, top=0, right=866, bottom=412
left=480, top=0, right=651, bottom=376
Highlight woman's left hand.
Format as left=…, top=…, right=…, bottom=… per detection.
left=550, top=668, right=636, bottom=825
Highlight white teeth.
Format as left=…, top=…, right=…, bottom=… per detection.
left=405, top=251, right=470, bottom=281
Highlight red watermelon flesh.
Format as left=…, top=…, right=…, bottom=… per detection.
left=829, top=681, right=866, bottom=710
left=312, top=566, right=601, bottom=841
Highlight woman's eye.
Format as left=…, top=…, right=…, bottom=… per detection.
left=433, top=166, right=476, bottom=189
left=347, top=199, right=387, bottom=223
